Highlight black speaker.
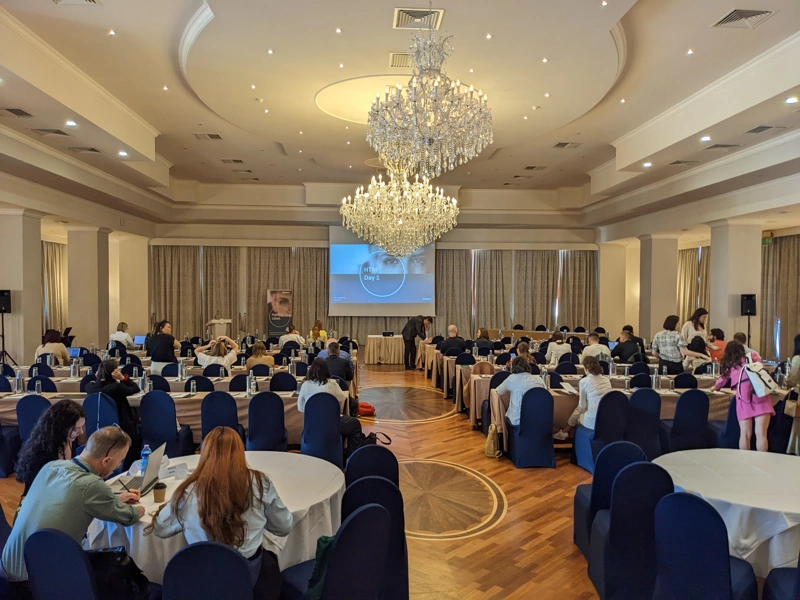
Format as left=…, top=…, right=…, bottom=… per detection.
left=0, top=290, right=10, bottom=314
left=741, top=294, right=756, bottom=317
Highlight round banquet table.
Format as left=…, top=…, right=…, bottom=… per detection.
left=87, top=452, right=345, bottom=584
left=654, top=449, right=800, bottom=577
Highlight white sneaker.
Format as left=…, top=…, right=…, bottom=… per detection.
left=553, top=430, right=569, bottom=441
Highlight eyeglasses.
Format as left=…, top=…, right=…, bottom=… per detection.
left=104, top=423, right=125, bottom=457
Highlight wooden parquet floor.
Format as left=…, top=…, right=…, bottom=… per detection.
left=0, top=365, right=596, bottom=599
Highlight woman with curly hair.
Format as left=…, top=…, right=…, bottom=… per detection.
left=15, top=400, right=86, bottom=497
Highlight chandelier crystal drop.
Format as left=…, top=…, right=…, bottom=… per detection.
left=366, top=28, right=493, bottom=179
left=340, top=172, right=459, bottom=258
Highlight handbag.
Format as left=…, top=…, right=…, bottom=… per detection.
left=86, top=547, right=151, bottom=600
left=306, top=535, right=335, bottom=600
left=741, top=357, right=779, bottom=398
left=785, top=388, right=799, bottom=418
left=485, top=424, right=502, bottom=458
left=357, top=402, right=376, bottom=417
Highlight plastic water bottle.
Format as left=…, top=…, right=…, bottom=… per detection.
left=140, top=444, right=152, bottom=476
left=712, top=358, right=719, bottom=377
left=133, top=366, right=139, bottom=378
left=651, top=370, right=659, bottom=389
left=90, top=343, right=95, bottom=354
left=190, top=379, right=197, bottom=395
left=185, top=333, right=189, bottom=341
left=624, top=365, right=630, bottom=377
left=241, top=356, right=246, bottom=367
left=35, top=380, right=42, bottom=395
left=32, top=366, right=38, bottom=377
left=15, top=371, right=23, bottom=393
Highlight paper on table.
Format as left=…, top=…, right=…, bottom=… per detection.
left=560, top=382, right=578, bottom=395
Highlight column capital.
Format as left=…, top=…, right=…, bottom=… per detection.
left=637, top=233, right=680, bottom=242
left=707, top=217, right=764, bottom=229
left=65, top=225, right=113, bottom=234
left=0, top=207, right=46, bottom=219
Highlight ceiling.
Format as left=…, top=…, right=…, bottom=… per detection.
left=0, top=0, right=798, bottom=193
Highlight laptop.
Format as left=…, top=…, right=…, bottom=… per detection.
left=607, top=341, right=618, bottom=351
left=110, top=443, right=166, bottom=495
left=63, top=327, right=72, bottom=337
left=133, top=335, right=147, bottom=346
left=68, top=347, right=82, bottom=359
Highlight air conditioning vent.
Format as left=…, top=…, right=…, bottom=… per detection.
left=513, top=175, right=532, bottom=179
left=29, top=128, right=70, bottom=137
left=389, top=53, right=411, bottom=68
left=502, top=182, right=520, bottom=187
left=68, top=147, right=103, bottom=154
left=232, top=169, right=252, bottom=173
left=241, top=177, right=260, bottom=181
left=524, top=165, right=547, bottom=171
left=669, top=160, right=701, bottom=166
left=193, top=133, right=223, bottom=140
left=553, top=142, right=582, bottom=149
left=487, top=147, right=504, bottom=160
left=221, top=159, right=245, bottom=164
left=712, top=9, right=774, bottom=29
left=704, top=144, right=741, bottom=151
left=274, top=142, right=288, bottom=156
left=744, top=125, right=787, bottom=135
left=53, top=0, right=102, bottom=4
left=393, top=8, right=444, bottom=30
left=0, top=108, right=34, bottom=118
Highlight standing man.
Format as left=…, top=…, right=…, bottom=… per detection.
left=402, top=316, right=432, bottom=371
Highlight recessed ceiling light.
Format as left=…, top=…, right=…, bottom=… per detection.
left=345, top=126, right=349, bottom=130
left=346, top=141, right=350, bottom=144
left=687, top=48, right=694, bottom=55
left=339, top=63, right=344, bottom=68
left=786, top=97, right=799, bottom=104
left=251, top=84, right=256, bottom=89
left=335, top=28, right=342, bottom=33
left=267, top=49, right=273, bottom=54
left=118, top=151, right=128, bottom=157
left=108, top=29, right=115, bottom=36
left=469, top=68, right=474, bottom=73
left=297, top=168, right=303, bottom=172
left=620, top=98, right=625, bottom=103
left=643, top=162, right=652, bottom=167
left=486, top=33, right=492, bottom=39
left=467, top=171, right=471, bottom=175
left=602, top=0, right=608, bottom=5
left=542, top=57, right=548, bottom=63
left=65, top=120, right=77, bottom=127
left=264, top=109, right=269, bottom=113
left=532, top=106, right=540, bottom=110
left=299, top=150, right=303, bottom=153
left=544, top=93, right=550, bottom=97
left=700, top=135, right=711, bottom=142
left=779, top=210, right=790, bottom=214
left=163, top=86, right=168, bottom=91
left=349, top=165, right=352, bottom=168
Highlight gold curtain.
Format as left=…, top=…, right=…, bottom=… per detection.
left=291, top=247, right=329, bottom=336
left=201, top=246, right=240, bottom=336
left=760, top=235, right=800, bottom=359
left=42, top=241, right=67, bottom=332
left=558, top=250, right=598, bottom=331
left=434, top=249, right=473, bottom=337
left=474, top=250, right=513, bottom=330
left=150, top=246, right=201, bottom=337
left=677, top=248, right=701, bottom=323
left=699, top=246, right=711, bottom=312
left=245, top=247, right=292, bottom=335
left=513, top=250, right=559, bottom=330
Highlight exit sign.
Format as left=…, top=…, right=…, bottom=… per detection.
left=762, top=237, right=773, bottom=246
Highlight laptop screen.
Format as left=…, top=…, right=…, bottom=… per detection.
left=133, top=335, right=147, bottom=345
left=607, top=341, right=618, bottom=351
left=68, top=347, right=81, bottom=358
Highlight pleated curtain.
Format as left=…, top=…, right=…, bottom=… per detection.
left=42, top=241, right=67, bottom=332
left=434, top=249, right=473, bottom=337
left=698, top=246, right=711, bottom=313
left=201, top=246, right=240, bottom=336
left=513, top=250, right=559, bottom=331
left=760, top=234, right=800, bottom=359
left=677, top=247, right=712, bottom=323
left=474, top=250, right=513, bottom=331
left=245, top=247, right=292, bottom=335
left=291, top=247, right=329, bottom=337
left=150, top=246, right=202, bottom=338
left=557, top=250, right=598, bottom=332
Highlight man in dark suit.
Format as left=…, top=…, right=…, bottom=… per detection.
left=615, top=325, right=645, bottom=355
left=402, top=315, right=433, bottom=370
left=325, top=342, right=356, bottom=414
left=611, top=330, right=641, bottom=363
left=438, top=325, right=466, bottom=355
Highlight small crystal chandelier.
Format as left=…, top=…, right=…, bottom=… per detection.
left=366, top=13, right=493, bottom=179
left=340, top=171, right=459, bottom=257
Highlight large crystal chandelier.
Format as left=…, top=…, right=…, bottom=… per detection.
left=340, top=171, right=458, bottom=258
left=366, top=22, right=493, bottom=179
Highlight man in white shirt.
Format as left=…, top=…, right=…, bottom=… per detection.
left=580, top=333, right=609, bottom=360
left=279, top=327, right=306, bottom=349
left=545, top=332, right=573, bottom=366
left=497, top=356, right=545, bottom=427
left=733, top=332, right=762, bottom=362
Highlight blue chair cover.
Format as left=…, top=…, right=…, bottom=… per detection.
left=629, top=361, right=650, bottom=375
left=0, top=421, right=21, bottom=478
left=0, top=377, right=10, bottom=393
left=81, top=353, right=101, bottom=368
left=530, top=363, right=541, bottom=375
left=444, top=348, right=461, bottom=357
left=179, top=346, right=195, bottom=358
left=122, top=354, right=142, bottom=366
left=236, top=353, right=248, bottom=364
left=246, top=392, right=287, bottom=451
left=554, top=362, right=577, bottom=375
left=202, top=364, right=228, bottom=378
left=762, top=549, right=800, bottom=600
left=266, top=337, right=279, bottom=346
left=333, top=376, right=349, bottom=391
left=161, top=363, right=179, bottom=377
left=574, top=391, right=629, bottom=474
left=477, top=347, right=491, bottom=356
left=26, top=376, right=57, bottom=393
left=270, top=372, right=297, bottom=392
left=283, top=341, right=301, bottom=352
left=559, top=352, right=580, bottom=364
left=533, top=352, right=547, bottom=364
left=658, top=389, right=710, bottom=453
left=625, top=388, right=662, bottom=459
left=295, top=361, right=308, bottom=377
left=560, top=326, right=571, bottom=333
left=83, top=392, right=119, bottom=437
left=598, top=361, right=610, bottom=375
left=573, top=441, right=646, bottom=559
left=548, top=371, right=564, bottom=389
left=79, top=373, right=95, bottom=393
left=493, top=341, right=505, bottom=351
left=455, top=353, right=476, bottom=365
left=28, top=363, right=54, bottom=378
left=251, top=364, right=271, bottom=376
left=505, top=388, right=555, bottom=468
left=190, top=336, right=202, bottom=345
left=535, top=325, right=547, bottom=331
left=200, top=391, right=244, bottom=441
left=694, top=362, right=710, bottom=375
left=34, top=353, right=52, bottom=365
left=185, top=376, right=214, bottom=393
left=281, top=504, right=391, bottom=600
left=16, top=394, right=51, bottom=443
left=163, top=541, right=252, bottom=600
left=229, top=374, right=251, bottom=392
left=148, top=374, right=171, bottom=393
left=766, top=392, right=796, bottom=455
left=1, top=363, right=14, bottom=378
left=575, top=326, right=587, bottom=333
left=588, top=462, right=674, bottom=599
left=342, top=477, right=408, bottom=600
left=431, top=336, right=444, bottom=344
left=273, top=353, right=290, bottom=366
left=674, top=373, right=698, bottom=389
left=107, top=345, right=127, bottom=358
left=630, top=373, right=652, bottom=388
left=481, top=371, right=511, bottom=435
left=495, top=352, right=512, bottom=366
left=141, top=391, right=195, bottom=458
left=345, top=445, right=399, bottom=487
left=301, top=393, right=343, bottom=468
left=708, top=397, right=740, bottom=449
left=120, top=363, right=144, bottom=378
left=25, top=529, right=98, bottom=600
left=654, top=493, right=758, bottom=600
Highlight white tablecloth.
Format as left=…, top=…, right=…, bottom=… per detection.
left=364, top=335, right=404, bottom=365
left=88, top=452, right=345, bottom=583
left=654, top=449, right=800, bottom=577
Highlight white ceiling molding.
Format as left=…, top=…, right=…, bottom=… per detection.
left=610, top=22, right=628, bottom=84
left=178, top=0, right=215, bottom=85
left=588, top=158, right=640, bottom=197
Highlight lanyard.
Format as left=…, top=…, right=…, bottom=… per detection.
left=72, top=457, right=90, bottom=472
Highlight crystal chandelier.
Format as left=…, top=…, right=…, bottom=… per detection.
left=340, top=171, right=459, bottom=258
left=366, top=25, right=493, bottom=179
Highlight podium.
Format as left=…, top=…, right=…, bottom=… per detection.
left=206, top=319, right=232, bottom=339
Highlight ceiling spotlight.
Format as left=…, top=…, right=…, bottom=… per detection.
left=118, top=151, right=128, bottom=157
left=620, top=98, right=626, bottom=103
left=299, top=131, right=303, bottom=135
left=267, top=49, right=273, bottom=54
left=347, top=141, right=351, bottom=144
left=163, top=86, right=168, bottom=91
left=264, top=109, right=269, bottom=113
left=339, top=63, right=344, bottom=68
left=65, top=120, right=77, bottom=127
left=345, top=126, right=349, bottom=130
left=544, top=93, right=550, bottom=97
left=299, top=150, right=303, bottom=153
left=335, top=28, right=342, bottom=33
left=297, top=168, right=303, bottom=172
left=786, top=96, right=799, bottom=104
left=602, top=0, right=607, bottom=5
left=108, top=29, right=115, bottom=36
left=467, top=171, right=471, bottom=175
left=349, top=165, right=352, bottom=168
left=469, top=68, right=474, bottom=73
left=687, top=48, right=694, bottom=55
left=523, top=116, right=528, bottom=120
left=251, top=84, right=256, bottom=89
left=700, top=135, right=711, bottom=142
left=542, top=57, right=548, bottom=63
left=486, top=33, right=492, bottom=39
left=532, top=105, right=540, bottom=110
left=643, top=162, right=652, bottom=167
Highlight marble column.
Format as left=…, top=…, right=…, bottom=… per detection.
left=638, top=234, right=679, bottom=342
left=67, top=227, right=110, bottom=349
left=598, top=243, right=628, bottom=338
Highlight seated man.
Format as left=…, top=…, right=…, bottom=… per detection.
left=279, top=327, right=305, bottom=349
left=1, top=426, right=150, bottom=591
left=616, top=325, right=646, bottom=355
left=318, top=337, right=350, bottom=360
left=438, top=324, right=466, bottom=355
left=611, top=330, right=641, bottom=363
left=733, top=332, right=762, bottom=362
left=579, top=332, right=608, bottom=359
left=325, top=342, right=356, bottom=415
left=708, top=328, right=726, bottom=362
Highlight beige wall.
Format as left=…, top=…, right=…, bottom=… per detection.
left=598, top=244, right=628, bottom=337
left=108, top=238, right=120, bottom=337
left=117, top=237, right=151, bottom=338
left=639, top=235, right=678, bottom=341
left=67, top=227, right=110, bottom=349
left=625, top=245, right=641, bottom=336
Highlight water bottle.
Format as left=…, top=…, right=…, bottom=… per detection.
left=35, top=380, right=42, bottom=395
left=291, top=348, right=296, bottom=359
left=624, top=365, right=630, bottom=377
left=651, top=371, right=659, bottom=389
left=712, top=358, right=718, bottom=377
left=662, top=366, right=668, bottom=376
left=139, top=373, right=147, bottom=391
left=190, top=379, right=197, bottom=395
left=289, top=360, right=296, bottom=377
left=219, top=365, right=225, bottom=378
left=70, top=360, right=78, bottom=378
left=669, top=379, right=675, bottom=391
left=205, top=329, right=210, bottom=341
left=472, top=345, right=477, bottom=357
left=15, top=371, right=23, bottom=393
left=255, top=329, right=259, bottom=341
left=543, top=369, right=550, bottom=389
left=185, top=332, right=189, bottom=341
left=131, top=366, right=138, bottom=379
left=250, top=374, right=257, bottom=396
left=140, top=444, right=152, bottom=476
left=90, top=343, right=95, bottom=354
left=241, top=356, right=246, bottom=367
left=47, top=353, right=54, bottom=367
left=146, top=377, right=153, bottom=393
left=32, top=366, right=38, bottom=377
left=624, top=378, right=631, bottom=391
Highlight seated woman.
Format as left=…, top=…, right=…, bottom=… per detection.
left=85, top=360, right=139, bottom=443
left=545, top=332, right=571, bottom=366
left=308, top=320, right=328, bottom=345
left=475, top=328, right=494, bottom=352
left=109, top=322, right=135, bottom=350
left=245, top=341, right=275, bottom=371
left=497, top=356, right=544, bottom=427
left=195, top=336, right=239, bottom=372
left=683, top=335, right=710, bottom=372
left=515, top=342, right=533, bottom=363
left=279, top=327, right=305, bottom=349
left=34, top=329, right=70, bottom=366
left=557, top=356, right=613, bottom=439
left=785, top=333, right=800, bottom=388
left=147, top=427, right=293, bottom=599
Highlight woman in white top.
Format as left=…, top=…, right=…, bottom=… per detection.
left=147, top=426, right=293, bottom=595
left=681, top=308, right=719, bottom=351
left=496, top=356, right=544, bottom=427
left=682, top=336, right=710, bottom=372
left=195, top=336, right=239, bottom=373
left=34, top=330, right=70, bottom=366
left=545, top=332, right=572, bottom=366
left=559, top=356, right=613, bottom=435
left=109, top=322, right=135, bottom=349
left=279, top=328, right=305, bottom=349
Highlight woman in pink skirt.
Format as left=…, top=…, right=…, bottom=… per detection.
left=714, top=341, right=775, bottom=452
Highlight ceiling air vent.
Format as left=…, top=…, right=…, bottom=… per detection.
left=29, top=128, right=70, bottom=137
left=241, top=177, right=260, bottom=181
left=513, top=175, right=532, bottom=179
left=68, top=147, right=103, bottom=154
left=0, top=108, right=34, bottom=118
left=221, top=159, right=244, bottom=164
left=524, top=165, right=547, bottom=171
left=744, top=125, right=787, bottom=135
left=193, top=133, right=223, bottom=140
left=274, top=142, right=288, bottom=156
left=389, top=53, right=411, bottom=68
left=704, top=144, right=741, bottom=151
left=553, top=142, right=582, bottom=149
left=502, top=182, right=520, bottom=187
left=393, top=8, right=444, bottom=30
left=232, top=169, right=252, bottom=173
left=53, top=0, right=102, bottom=4
left=669, top=160, right=701, bottom=166
left=712, top=9, right=774, bottom=29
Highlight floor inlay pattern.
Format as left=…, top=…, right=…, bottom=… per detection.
left=358, top=385, right=457, bottom=423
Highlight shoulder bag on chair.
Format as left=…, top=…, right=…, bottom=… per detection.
left=485, top=424, right=502, bottom=458
left=740, top=356, right=779, bottom=398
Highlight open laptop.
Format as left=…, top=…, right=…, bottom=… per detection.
left=110, top=443, right=166, bottom=495
left=607, top=341, right=618, bottom=351
left=133, top=335, right=147, bottom=346
left=68, top=347, right=82, bottom=359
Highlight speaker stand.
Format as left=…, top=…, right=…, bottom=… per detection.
left=0, top=311, right=17, bottom=366
left=746, top=314, right=752, bottom=348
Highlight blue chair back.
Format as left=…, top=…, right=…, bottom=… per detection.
left=236, top=353, right=248, bottom=365
left=200, top=391, right=239, bottom=440
left=229, top=374, right=250, bottom=392
left=455, top=353, right=476, bottom=365
left=266, top=336, right=279, bottom=346
left=507, top=388, right=555, bottom=468
left=493, top=341, right=505, bottom=351
left=630, top=353, right=648, bottom=365
left=202, top=364, right=228, bottom=378
left=81, top=353, right=101, bottom=367
left=79, top=373, right=95, bottom=393
left=190, top=336, right=202, bottom=345
left=670, top=389, right=710, bottom=451
left=295, top=361, right=308, bottom=376
left=26, top=376, right=57, bottom=393
left=488, top=371, right=510, bottom=393
left=598, top=360, right=611, bottom=375
left=626, top=389, right=662, bottom=459
left=529, top=363, right=541, bottom=375
left=714, top=397, right=740, bottom=449
left=654, top=493, right=736, bottom=600
left=548, top=371, right=563, bottom=389
left=35, top=353, right=52, bottom=365
left=270, top=371, right=297, bottom=392
left=431, top=335, right=444, bottom=344
left=575, top=326, right=587, bottom=333
left=161, top=363, right=179, bottom=377
left=120, top=363, right=143, bottom=378
left=535, top=325, right=547, bottom=331
left=107, top=345, right=127, bottom=358
left=477, top=347, right=491, bottom=356
left=246, top=392, right=287, bottom=451
left=283, top=341, right=301, bottom=353
left=674, top=373, right=698, bottom=389
left=444, top=347, right=461, bottom=357
left=496, top=352, right=512, bottom=365
left=591, top=391, right=629, bottom=456
left=589, top=441, right=647, bottom=531
left=694, top=362, right=710, bottom=375
left=163, top=541, right=253, bottom=600
left=342, top=478, right=408, bottom=600
left=333, top=376, right=349, bottom=392
left=273, top=353, right=289, bottom=366
left=1, top=363, right=14, bottom=378
left=0, top=376, right=10, bottom=393
left=321, top=504, right=391, bottom=600
left=559, top=352, right=580, bottom=364
left=83, top=392, right=119, bottom=436
left=251, top=363, right=271, bottom=376
left=147, top=374, right=170, bottom=392
left=533, top=351, right=546, bottom=364
left=630, top=373, right=652, bottom=388
left=560, top=326, right=571, bottom=333
left=121, top=354, right=142, bottom=366
left=24, top=529, right=98, bottom=600
left=345, top=445, right=399, bottom=487
left=28, top=363, right=54, bottom=378
left=301, top=393, right=343, bottom=468
left=16, top=394, right=51, bottom=443
left=555, top=362, right=577, bottom=375
left=185, top=375, right=214, bottom=393
left=179, top=346, right=195, bottom=358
